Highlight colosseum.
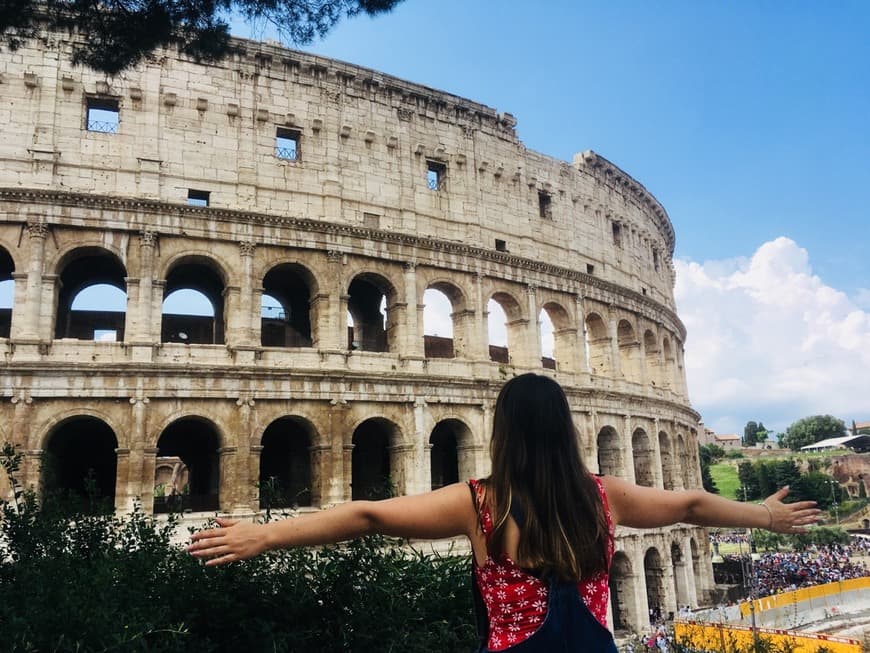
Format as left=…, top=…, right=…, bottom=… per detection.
left=0, top=28, right=711, bottom=633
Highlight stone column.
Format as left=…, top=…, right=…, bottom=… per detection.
left=457, top=443, right=484, bottom=482
left=10, top=393, right=37, bottom=489
left=409, top=397, right=429, bottom=494
left=123, top=395, right=150, bottom=512
left=471, top=273, right=489, bottom=360
left=135, top=230, right=157, bottom=342
left=237, top=241, right=256, bottom=346
left=325, top=250, right=346, bottom=351
left=218, top=446, right=237, bottom=512
left=623, top=414, right=636, bottom=484
left=19, top=222, right=49, bottom=340
left=114, top=448, right=131, bottom=513
left=325, top=397, right=351, bottom=504
left=524, top=284, right=541, bottom=368
left=573, top=296, right=590, bottom=374
left=308, top=443, right=330, bottom=507
left=652, top=417, right=664, bottom=489
left=389, top=443, right=415, bottom=496
left=141, top=447, right=158, bottom=514
left=250, top=444, right=263, bottom=509
left=234, top=396, right=255, bottom=513
left=402, top=262, right=423, bottom=357
left=608, top=310, right=622, bottom=379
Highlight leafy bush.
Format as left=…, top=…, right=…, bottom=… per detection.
left=0, top=444, right=476, bottom=652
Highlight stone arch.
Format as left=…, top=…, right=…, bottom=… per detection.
left=347, top=272, right=397, bottom=352
left=53, top=247, right=127, bottom=341
left=585, top=312, right=611, bottom=376
left=154, top=416, right=222, bottom=512
left=644, top=547, right=666, bottom=623
left=540, top=301, right=571, bottom=370
left=617, top=319, right=641, bottom=383
left=632, top=428, right=655, bottom=487
left=423, top=281, right=462, bottom=359
left=597, top=425, right=623, bottom=476
left=644, top=329, right=660, bottom=387
left=162, top=256, right=228, bottom=345
left=429, top=418, right=473, bottom=489
left=42, top=415, right=118, bottom=511
left=261, top=262, right=316, bottom=347
left=671, top=539, right=691, bottom=609
left=351, top=417, right=401, bottom=499
left=0, top=244, right=14, bottom=338
left=659, top=431, right=676, bottom=490
left=488, top=290, right=523, bottom=364
left=259, top=416, right=316, bottom=508
left=609, top=551, right=633, bottom=632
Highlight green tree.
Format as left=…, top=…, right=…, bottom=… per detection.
left=781, top=415, right=847, bottom=451
left=698, top=445, right=720, bottom=494
left=737, top=462, right=760, bottom=500
left=743, top=420, right=759, bottom=446
left=1, top=0, right=405, bottom=75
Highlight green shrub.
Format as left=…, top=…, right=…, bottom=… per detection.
left=0, top=444, right=476, bottom=652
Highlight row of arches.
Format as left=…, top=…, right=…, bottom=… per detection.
left=39, top=414, right=471, bottom=512
left=0, top=242, right=686, bottom=388
left=597, top=427, right=698, bottom=490
left=609, top=540, right=704, bottom=632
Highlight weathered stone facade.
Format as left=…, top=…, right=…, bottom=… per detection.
left=0, top=30, right=713, bottom=631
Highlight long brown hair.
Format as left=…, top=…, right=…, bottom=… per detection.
left=485, top=373, right=610, bottom=582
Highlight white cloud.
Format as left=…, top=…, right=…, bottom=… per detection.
left=675, top=237, right=870, bottom=434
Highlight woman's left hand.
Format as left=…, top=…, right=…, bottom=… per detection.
left=762, top=487, right=823, bottom=533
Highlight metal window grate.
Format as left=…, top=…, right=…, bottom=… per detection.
left=87, top=119, right=118, bottom=133
left=276, top=145, right=298, bottom=160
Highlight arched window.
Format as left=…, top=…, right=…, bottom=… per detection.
left=162, top=260, right=225, bottom=344
left=155, top=418, right=220, bottom=512
left=259, top=417, right=313, bottom=508
left=55, top=250, right=127, bottom=341
left=347, top=274, right=393, bottom=352
left=423, top=287, right=455, bottom=359
left=261, top=264, right=314, bottom=347
left=42, top=417, right=118, bottom=512
left=352, top=419, right=395, bottom=499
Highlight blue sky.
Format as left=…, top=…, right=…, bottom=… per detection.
left=235, top=1, right=870, bottom=434
left=4, top=2, right=866, bottom=435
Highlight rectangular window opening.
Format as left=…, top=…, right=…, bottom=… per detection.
left=495, top=239, right=507, bottom=252
left=276, top=127, right=300, bottom=161
left=187, top=189, right=210, bottom=207
left=586, top=264, right=595, bottom=275
left=86, top=97, right=119, bottom=133
left=538, top=191, right=552, bottom=219
left=363, top=212, right=380, bottom=229
left=427, top=160, right=446, bottom=191
left=653, top=249, right=660, bottom=272
left=612, top=222, right=622, bottom=247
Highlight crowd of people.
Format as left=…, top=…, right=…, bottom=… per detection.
left=716, top=542, right=869, bottom=597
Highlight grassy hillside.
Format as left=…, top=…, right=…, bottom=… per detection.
left=710, top=462, right=740, bottom=499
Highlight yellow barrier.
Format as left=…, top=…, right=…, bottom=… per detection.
left=738, top=577, right=870, bottom=618
left=674, top=621, right=861, bottom=653
left=674, top=579, right=869, bottom=653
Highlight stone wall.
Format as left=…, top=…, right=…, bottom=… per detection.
left=0, top=29, right=712, bottom=632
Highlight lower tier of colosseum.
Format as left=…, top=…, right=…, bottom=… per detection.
left=0, top=364, right=713, bottom=632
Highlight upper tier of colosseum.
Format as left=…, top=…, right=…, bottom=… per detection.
left=0, top=31, right=679, bottom=313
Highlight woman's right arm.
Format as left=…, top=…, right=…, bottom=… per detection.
left=187, top=482, right=478, bottom=566
left=601, top=475, right=821, bottom=533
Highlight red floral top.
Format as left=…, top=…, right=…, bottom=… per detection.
left=469, top=477, right=614, bottom=652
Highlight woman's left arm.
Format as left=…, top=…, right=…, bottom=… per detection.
left=601, top=476, right=822, bottom=533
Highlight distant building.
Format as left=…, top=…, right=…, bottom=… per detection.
left=713, top=433, right=742, bottom=450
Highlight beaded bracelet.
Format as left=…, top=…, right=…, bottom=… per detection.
left=761, top=502, right=774, bottom=529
